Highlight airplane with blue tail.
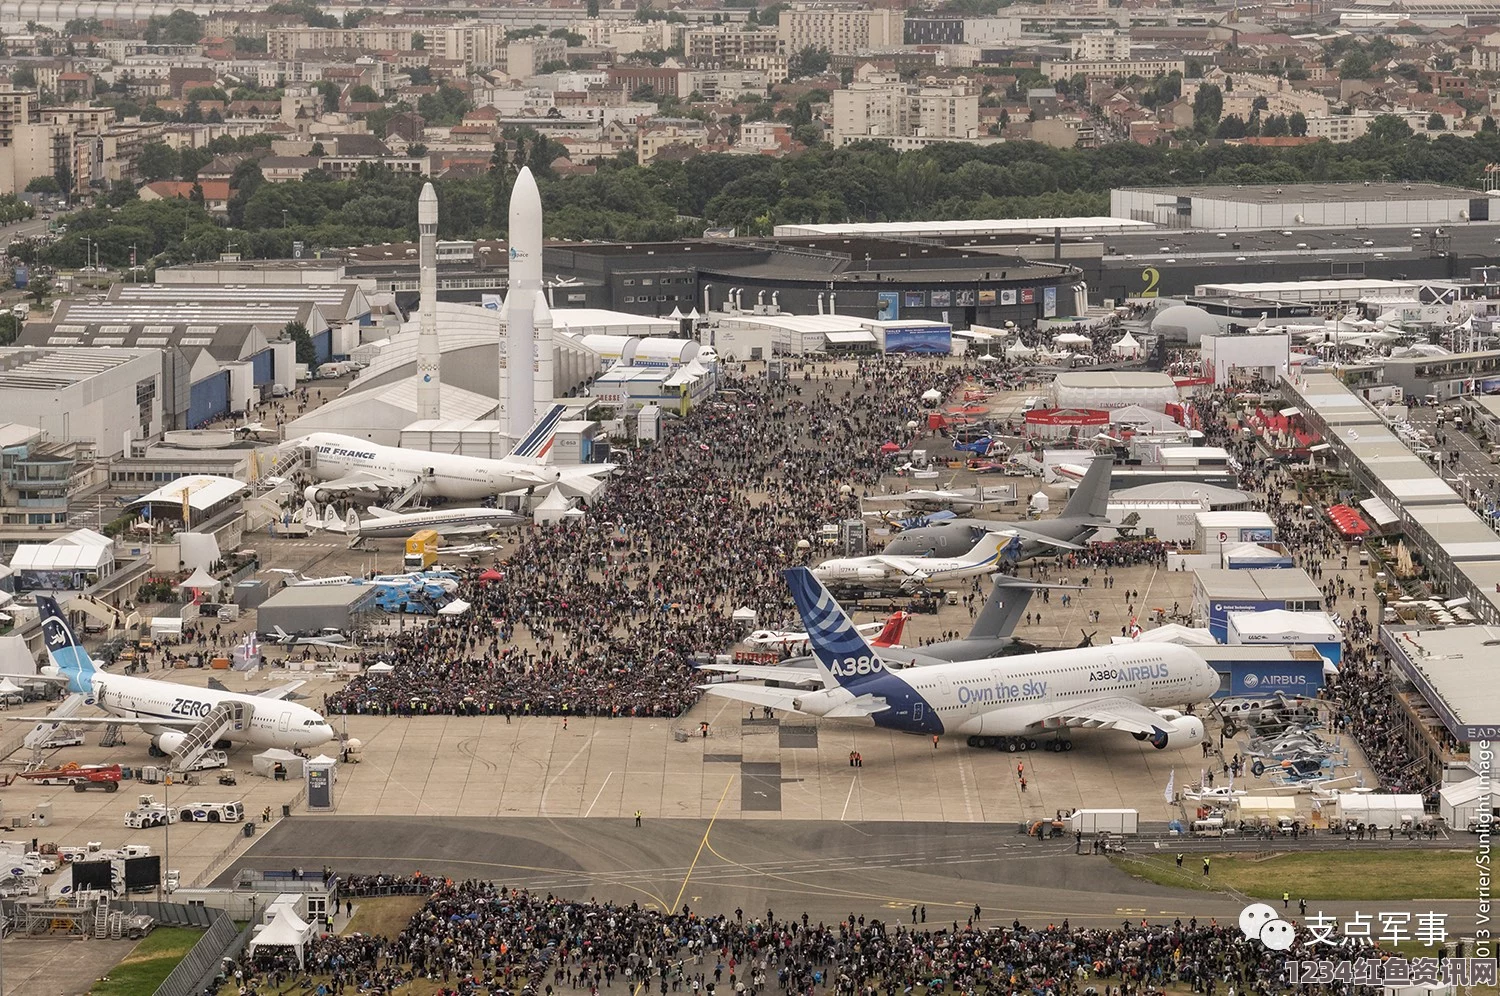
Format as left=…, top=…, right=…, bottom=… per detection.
left=700, top=569, right=1218, bottom=750
left=8, top=597, right=333, bottom=757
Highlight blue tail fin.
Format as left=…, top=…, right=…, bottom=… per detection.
left=510, top=403, right=567, bottom=462
left=783, top=568, right=886, bottom=689
left=35, top=596, right=96, bottom=694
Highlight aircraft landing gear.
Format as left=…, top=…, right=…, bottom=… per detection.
left=1045, top=738, right=1074, bottom=752
left=147, top=742, right=167, bottom=758
left=966, top=736, right=1043, bottom=751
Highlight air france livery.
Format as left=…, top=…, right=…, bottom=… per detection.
left=299, top=403, right=611, bottom=504
left=701, top=569, right=1218, bottom=750
left=12, top=597, right=333, bottom=757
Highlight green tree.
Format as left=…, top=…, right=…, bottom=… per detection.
left=1289, top=111, right=1308, bottom=137
left=138, top=142, right=179, bottom=181
left=0, top=314, right=18, bottom=346
left=412, top=32, right=425, bottom=50
left=1339, top=50, right=1373, bottom=79
left=343, top=7, right=374, bottom=27
left=283, top=320, right=317, bottom=366
left=787, top=46, right=830, bottom=78
left=144, top=9, right=202, bottom=44
left=28, top=274, right=51, bottom=305
left=11, top=67, right=35, bottom=88
left=348, top=84, right=380, bottom=103
left=587, top=0, right=599, bottom=15
left=1192, top=83, right=1222, bottom=126
left=24, top=176, right=59, bottom=194
left=1428, top=112, right=1446, bottom=131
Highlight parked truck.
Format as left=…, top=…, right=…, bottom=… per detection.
left=1067, top=809, right=1140, bottom=835
left=403, top=529, right=440, bottom=571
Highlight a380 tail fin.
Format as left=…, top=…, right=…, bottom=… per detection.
left=35, top=596, right=96, bottom=694
left=784, top=568, right=887, bottom=689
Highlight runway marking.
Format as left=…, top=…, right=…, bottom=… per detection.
left=840, top=777, right=858, bottom=821
left=671, top=775, right=733, bottom=914
left=539, top=732, right=598, bottom=816
left=584, top=771, right=614, bottom=817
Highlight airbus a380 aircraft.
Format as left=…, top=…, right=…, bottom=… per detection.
left=702, top=569, right=1218, bottom=751
left=12, top=597, right=334, bottom=757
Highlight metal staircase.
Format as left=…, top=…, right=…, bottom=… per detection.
left=389, top=472, right=431, bottom=510
left=93, top=894, right=109, bottom=938
left=99, top=723, right=126, bottom=748
left=255, top=445, right=307, bottom=489
left=171, top=702, right=251, bottom=773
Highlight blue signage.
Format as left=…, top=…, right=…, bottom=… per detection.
left=1225, top=660, right=1326, bottom=697
left=876, top=291, right=899, bottom=321
left=885, top=325, right=953, bottom=355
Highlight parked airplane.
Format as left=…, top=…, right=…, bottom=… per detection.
left=235, top=422, right=274, bottom=440
left=298, top=403, right=611, bottom=504
left=866, top=485, right=1009, bottom=513
left=11, top=597, right=333, bottom=757
left=303, top=501, right=524, bottom=538
left=813, top=532, right=1011, bottom=591
left=269, top=625, right=352, bottom=648
left=267, top=568, right=460, bottom=595
left=883, top=456, right=1112, bottom=560
left=746, top=611, right=908, bottom=652
left=701, top=569, right=1216, bottom=749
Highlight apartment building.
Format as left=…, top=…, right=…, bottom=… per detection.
left=1073, top=30, right=1131, bottom=61
left=0, top=90, right=40, bottom=148
left=778, top=4, right=899, bottom=56
left=832, top=71, right=978, bottom=147
left=500, top=37, right=566, bottom=78
left=1039, top=57, right=1186, bottom=80
left=637, top=118, right=708, bottom=163
left=685, top=26, right=786, bottom=66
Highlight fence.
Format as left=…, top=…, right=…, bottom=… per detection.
left=141, top=905, right=238, bottom=996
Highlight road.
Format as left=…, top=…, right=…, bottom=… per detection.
left=220, top=816, right=1481, bottom=930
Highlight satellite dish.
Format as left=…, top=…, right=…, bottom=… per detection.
left=1294, top=214, right=1305, bottom=224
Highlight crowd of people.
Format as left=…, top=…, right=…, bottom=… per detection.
left=324, top=358, right=990, bottom=720
left=229, top=877, right=1392, bottom=996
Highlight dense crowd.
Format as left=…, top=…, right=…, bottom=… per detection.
left=324, top=358, right=990, bottom=719
left=230, top=877, right=1391, bottom=996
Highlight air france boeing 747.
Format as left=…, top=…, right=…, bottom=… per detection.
left=702, top=569, right=1218, bottom=751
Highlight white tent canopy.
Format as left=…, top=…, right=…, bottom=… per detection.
left=1111, top=332, right=1142, bottom=358
left=731, top=607, right=757, bottom=622
left=177, top=567, right=220, bottom=591
left=366, top=661, right=395, bottom=673
left=1005, top=340, right=1036, bottom=358
left=1110, top=623, right=1217, bottom=646
left=1053, top=332, right=1092, bottom=346
left=247, top=908, right=314, bottom=967
left=1439, top=778, right=1494, bottom=829
left=438, top=599, right=471, bottom=616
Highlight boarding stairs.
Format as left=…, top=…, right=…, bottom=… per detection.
left=170, top=702, right=251, bottom=774
left=389, top=472, right=432, bottom=511
left=98, top=723, right=127, bottom=748
left=93, top=894, right=110, bottom=938
left=254, top=445, right=307, bottom=489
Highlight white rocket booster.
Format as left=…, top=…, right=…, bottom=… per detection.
left=503, top=167, right=541, bottom=443
left=416, top=182, right=441, bottom=420
left=533, top=284, right=554, bottom=415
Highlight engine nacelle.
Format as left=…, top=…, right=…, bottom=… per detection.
left=1134, top=715, right=1206, bottom=751
left=155, top=731, right=188, bottom=755
left=304, top=485, right=337, bottom=505
left=856, top=567, right=886, bottom=582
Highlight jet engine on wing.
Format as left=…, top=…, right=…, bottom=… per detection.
left=304, top=485, right=338, bottom=504
left=155, top=731, right=188, bottom=754
left=1132, top=712, right=1206, bottom=750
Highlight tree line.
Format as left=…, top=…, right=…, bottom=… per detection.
left=10, top=115, right=1500, bottom=272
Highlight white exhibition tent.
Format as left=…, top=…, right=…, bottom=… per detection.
left=1110, top=623, right=1218, bottom=646
left=366, top=661, right=395, bottom=673
left=438, top=599, right=471, bottom=616
left=1053, top=332, right=1092, bottom=347
left=247, top=908, right=315, bottom=967
left=1439, top=778, right=1494, bottom=830
left=177, top=567, right=221, bottom=592
left=1335, top=793, right=1424, bottom=827
left=253, top=748, right=306, bottom=780
left=1005, top=340, right=1037, bottom=359
left=732, top=607, right=757, bottom=623
left=1111, top=332, right=1142, bottom=359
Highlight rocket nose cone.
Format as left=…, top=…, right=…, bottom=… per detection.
left=511, top=167, right=541, bottom=204
left=419, top=182, right=437, bottom=202
left=532, top=291, right=552, bottom=323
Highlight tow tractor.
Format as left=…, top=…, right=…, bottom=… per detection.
left=124, top=795, right=178, bottom=829
left=17, top=763, right=122, bottom=791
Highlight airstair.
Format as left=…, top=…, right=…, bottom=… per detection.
left=93, top=894, right=110, bottom=937
left=389, top=472, right=432, bottom=510
left=171, top=702, right=252, bottom=773
left=254, top=445, right=307, bottom=489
